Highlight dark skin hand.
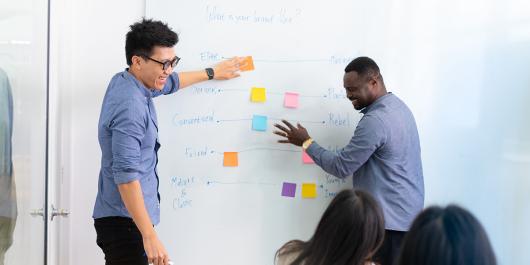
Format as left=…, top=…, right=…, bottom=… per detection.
left=273, top=120, right=311, bottom=146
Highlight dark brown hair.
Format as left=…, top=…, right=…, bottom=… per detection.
left=275, top=189, right=385, bottom=265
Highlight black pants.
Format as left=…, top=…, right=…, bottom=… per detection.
left=373, top=230, right=406, bottom=265
left=94, top=217, right=148, bottom=265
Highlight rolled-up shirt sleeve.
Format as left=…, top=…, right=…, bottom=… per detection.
left=151, top=72, right=180, bottom=97
left=109, top=99, right=146, bottom=184
left=306, top=114, right=387, bottom=178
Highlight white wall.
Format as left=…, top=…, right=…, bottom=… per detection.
left=52, top=0, right=145, bottom=264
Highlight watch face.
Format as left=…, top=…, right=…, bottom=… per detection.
left=206, top=68, right=214, bottom=79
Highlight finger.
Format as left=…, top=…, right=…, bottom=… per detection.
left=163, top=255, right=169, bottom=265
left=151, top=256, right=158, bottom=265
left=238, top=58, right=248, bottom=68
left=147, top=252, right=155, bottom=264
left=236, top=56, right=245, bottom=63
left=273, top=131, right=288, bottom=138
left=282, top=119, right=296, bottom=130
left=273, top=123, right=290, bottom=134
left=278, top=140, right=291, bottom=144
left=230, top=57, right=242, bottom=67
left=297, top=123, right=306, bottom=130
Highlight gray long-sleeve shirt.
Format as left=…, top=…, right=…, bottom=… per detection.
left=0, top=67, right=16, bottom=219
left=306, top=93, right=424, bottom=231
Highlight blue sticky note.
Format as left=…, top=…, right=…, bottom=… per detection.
left=252, top=115, right=268, bottom=131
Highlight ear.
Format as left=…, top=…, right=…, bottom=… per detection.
left=368, top=77, right=378, bottom=89
left=131, top=55, right=143, bottom=70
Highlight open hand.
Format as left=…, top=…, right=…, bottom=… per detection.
left=213, top=57, right=246, bottom=80
left=273, top=120, right=311, bottom=146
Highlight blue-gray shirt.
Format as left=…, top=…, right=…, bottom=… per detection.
left=93, top=70, right=179, bottom=225
left=0, top=67, right=16, bottom=219
left=306, top=93, right=424, bottom=231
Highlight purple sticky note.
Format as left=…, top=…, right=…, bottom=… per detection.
left=302, top=151, right=314, bottom=164
left=284, top=92, right=299, bottom=108
left=282, top=182, right=296, bottom=197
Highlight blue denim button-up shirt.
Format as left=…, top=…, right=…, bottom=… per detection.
left=307, top=93, right=424, bottom=231
left=93, top=69, right=179, bottom=225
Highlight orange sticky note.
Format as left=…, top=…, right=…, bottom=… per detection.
left=250, top=87, right=266, bottom=102
left=223, top=152, right=238, bottom=167
left=302, top=151, right=314, bottom=164
left=239, top=56, right=255, bottom=71
left=302, top=183, right=317, bottom=198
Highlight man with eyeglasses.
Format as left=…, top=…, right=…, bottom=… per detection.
left=93, top=18, right=245, bottom=265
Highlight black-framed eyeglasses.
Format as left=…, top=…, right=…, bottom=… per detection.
left=142, top=55, right=181, bottom=71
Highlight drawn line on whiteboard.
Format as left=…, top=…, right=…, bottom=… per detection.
left=213, top=148, right=301, bottom=154
left=216, top=119, right=252, bottom=122
left=222, top=89, right=324, bottom=98
left=220, top=88, right=248, bottom=92
left=216, top=118, right=325, bottom=124
left=206, top=180, right=279, bottom=186
left=222, top=57, right=329, bottom=63
left=269, top=118, right=326, bottom=124
left=238, top=147, right=301, bottom=153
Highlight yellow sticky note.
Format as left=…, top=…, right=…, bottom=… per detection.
left=301, top=183, right=317, bottom=198
left=239, top=56, right=255, bottom=71
left=250, top=87, right=266, bottom=102
left=223, top=152, right=238, bottom=167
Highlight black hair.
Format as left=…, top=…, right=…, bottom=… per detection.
left=125, top=18, right=179, bottom=65
left=344, top=57, right=381, bottom=80
left=397, top=205, right=497, bottom=265
left=275, top=189, right=385, bottom=265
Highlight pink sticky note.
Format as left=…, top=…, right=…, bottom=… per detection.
left=302, top=151, right=314, bottom=164
left=284, top=92, right=299, bottom=108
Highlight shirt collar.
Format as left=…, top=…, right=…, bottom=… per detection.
left=123, top=68, right=152, bottom=98
left=360, top=92, right=392, bottom=114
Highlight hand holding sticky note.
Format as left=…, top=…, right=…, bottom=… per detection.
left=239, top=56, right=255, bottom=71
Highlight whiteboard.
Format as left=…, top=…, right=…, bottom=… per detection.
left=147, top=1, right=530, bottom=264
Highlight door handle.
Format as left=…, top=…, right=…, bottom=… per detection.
left=51, top=204, right=70, bottom=221
left=30, top=208, right=44, bottom=221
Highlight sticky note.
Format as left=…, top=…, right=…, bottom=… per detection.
left=302, top=183, right=317, bottom=198
left=281, top=182, right=296, bottom=198
left=239, top=56, right=255, bottom=71
left=302, top=151, right=314, bottom=164
left=250, top=87, right=266, bottom=102
left=284, top=92, right=299, bottom=108
left=252, top=115, right=267, bottom=131
left=223, top=152, right=238, bottom=167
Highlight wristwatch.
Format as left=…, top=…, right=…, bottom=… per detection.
left=302, top=138, right=314, bottom=150
left=205, top=68, right=214, bottom=80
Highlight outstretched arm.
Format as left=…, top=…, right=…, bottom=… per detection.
left=178, top=56, right=246, bottom=89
